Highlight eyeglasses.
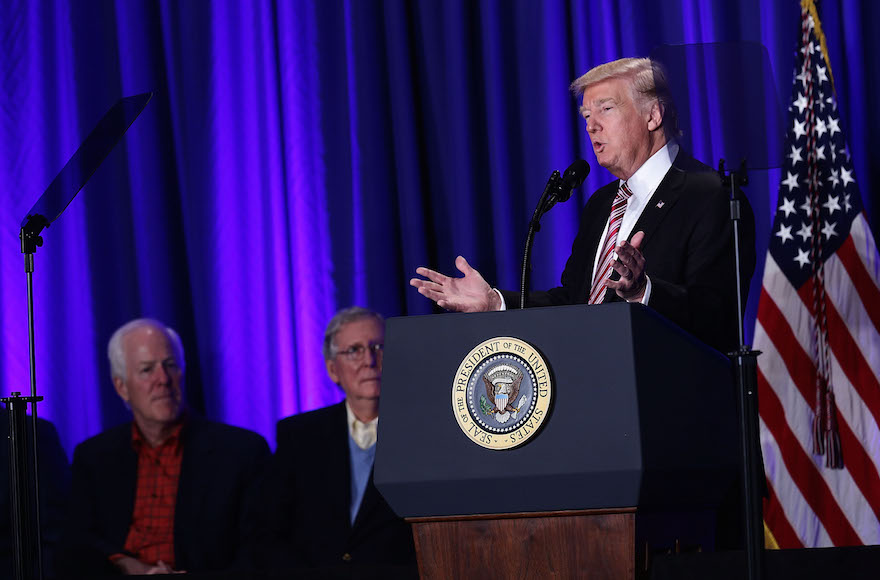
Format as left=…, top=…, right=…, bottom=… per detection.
left=336, top=343, right=384, bottom=362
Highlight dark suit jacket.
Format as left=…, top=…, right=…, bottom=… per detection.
left=59, top=417, right=269, bottom=577
left=256, top=402, right=416, bottom=572
left=503, top=150, right=756, bottom=353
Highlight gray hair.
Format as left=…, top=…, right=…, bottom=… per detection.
left=322, top=306, right=385, bottom=360
left=570, top=57, right=680, bottom=138
left=107, top=318, right=186, bottom=380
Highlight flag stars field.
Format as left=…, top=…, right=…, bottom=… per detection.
left=777, top=224, right=794, bottom=244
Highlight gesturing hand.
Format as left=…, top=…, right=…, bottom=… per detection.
left=114, top=556, right=186, bottom=575
left=606, top=231, right=647, bottom=302
left=410, top=256, right=501, bottom=312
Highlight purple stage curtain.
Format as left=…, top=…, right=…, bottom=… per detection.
left=0, top=0, right=876, bottom=453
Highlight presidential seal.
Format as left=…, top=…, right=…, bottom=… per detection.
left=451, top=337, right=553, bottom=450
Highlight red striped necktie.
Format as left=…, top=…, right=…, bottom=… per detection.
left=588, top=181, right=633, bottom=304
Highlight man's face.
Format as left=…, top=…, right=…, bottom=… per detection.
left=326, top=318, right=384, bottom=404
left=113, top=325, right=184, bottom=429
left=580, top=77, right=659, bottom=180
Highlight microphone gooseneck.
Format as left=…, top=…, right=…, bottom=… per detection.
left=520, top=160, right=590, bottom=309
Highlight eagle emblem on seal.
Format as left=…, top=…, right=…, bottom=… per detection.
left=480, top=364, right=527, bottom=424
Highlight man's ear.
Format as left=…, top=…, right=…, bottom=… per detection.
left=647, top=101, right=664, bottom=132
left=326, top=358, right=340, bottom=384
left=113, top=376, right=129, bottom=402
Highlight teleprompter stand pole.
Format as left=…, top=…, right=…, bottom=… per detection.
left=2, top=217, right=52, bottom=580
left=5, top=93, right=155, bottom=580
left=718, top=159, right=764, bottom=580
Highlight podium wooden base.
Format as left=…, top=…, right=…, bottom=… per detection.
left=410, top=508, right=637, bottom=579
left=410, top=507, right=716, bottom=579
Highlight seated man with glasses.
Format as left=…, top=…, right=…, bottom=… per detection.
left=255, top=307, right=416, bottom=574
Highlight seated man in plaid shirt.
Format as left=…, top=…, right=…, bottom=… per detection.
left=59, top=318, right=270, bottom=576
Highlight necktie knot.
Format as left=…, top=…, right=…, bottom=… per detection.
left=617, top=181, right=633, bottom=201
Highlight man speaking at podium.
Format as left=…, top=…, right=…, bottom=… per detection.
left=411, top=57, right=755, bottom=353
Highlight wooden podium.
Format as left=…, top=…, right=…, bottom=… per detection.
left=410, top=508, right=640, bottom=578
left=375, top=304, right=739, bottom=579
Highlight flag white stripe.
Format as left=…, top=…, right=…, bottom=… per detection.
left=822, top=255, right=880, bottom=481
left=760, top=255, right=880, bottom=482
left=759, top=254, right=816, bottom=356
left=761, top=253, right=880, bottom=394
left=827, top=339, right=880, bottom=481
left=760, top=413, right=833, bottom=547
left=824, top=256, right=880, bottom=380
left=851, top=214, right=880, bottom=285
left=757, top=319, right=877, bottom=543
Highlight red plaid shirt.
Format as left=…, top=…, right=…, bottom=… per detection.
left=121, top=421, right=184, bottom=568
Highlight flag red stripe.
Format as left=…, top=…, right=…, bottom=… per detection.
left=758, top=365, right=863, bottom=545
left=797, top=280, right=880, bottom=429
left=836, top=235, right=880, bottom=332
left=757, top=287, right=816, bottom=400
left=836, top=406, right=880, bottom=519
left=764, top=480, right=805, bottom=549
left=823, top=285, right=880, bottom=421
left=816, top=289, right=880, bottom=515
left=760, top=286, right=880, bottom=521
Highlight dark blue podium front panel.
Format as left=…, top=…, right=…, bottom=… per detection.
left=374, top=303, right=737, bottom=518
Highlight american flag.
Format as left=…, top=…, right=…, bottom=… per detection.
left=755, top=0, right=880, bottom=548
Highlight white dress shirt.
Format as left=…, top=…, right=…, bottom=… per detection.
left=589, top=141, right=680, bottom=304
left=345, top=399, right=378, bottom=450
left=497, top=141, right=679, bottom=309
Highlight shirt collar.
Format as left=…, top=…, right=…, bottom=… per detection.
left=623, top=140, right=679, bottom=200
left=345, top=399, right=378, bottom=450
left=130, top=418, right=184, bottom=452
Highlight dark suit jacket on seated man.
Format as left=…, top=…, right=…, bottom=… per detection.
left=255, top=307, right=416, bottom=573
left=59, top=318, right=270, bottom=576
left=410, top=57, right=756, bottom=354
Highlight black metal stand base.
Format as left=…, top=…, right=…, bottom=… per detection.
left=2, top=393, right=44, bottom=580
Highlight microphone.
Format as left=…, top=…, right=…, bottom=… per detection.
left=520, top=159, right=590, bottom=309
left=541, top=159, right=590, bottom=215
left=557, top=159, right=590, bottom=203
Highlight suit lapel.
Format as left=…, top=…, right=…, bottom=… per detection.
left=586, top=188, right=616, bottom=258
left=627, top=161, right=688, bottom=245
left=600, top=157, right=690, bottom=303
left=331, top=403, right=356, bottom=534
left=111, top=425, right=139, bottom=544
left=176, top=419, right=212, bottom=564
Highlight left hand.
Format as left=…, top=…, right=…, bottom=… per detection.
left=606, top=231, right=647, bottom=302
left=113, top=556, right=186, bottom=575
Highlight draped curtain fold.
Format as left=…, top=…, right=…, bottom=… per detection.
left=0, top=0, right=875, bottom=453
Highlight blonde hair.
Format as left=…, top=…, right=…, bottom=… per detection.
left=571, top=57, right=680, bottom=137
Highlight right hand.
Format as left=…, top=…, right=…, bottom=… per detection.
left=114, top=556, right=186, bottom=575
left=410, top=256, right=501, bottom=312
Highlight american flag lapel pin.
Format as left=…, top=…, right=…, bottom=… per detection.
left=655, top=200, right=665, bottom=209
